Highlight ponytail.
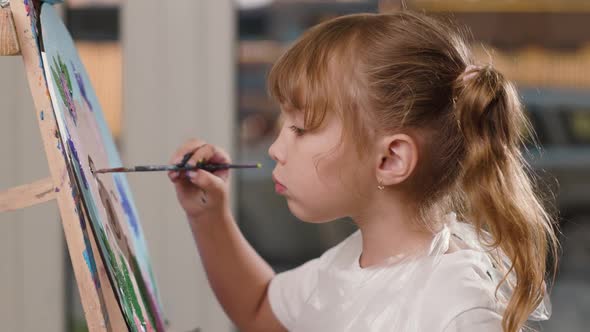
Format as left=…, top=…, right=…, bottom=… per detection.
left=453, top=65, right=559, bottom=332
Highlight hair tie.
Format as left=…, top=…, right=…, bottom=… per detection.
left=462, top=64, right=483, bottom=82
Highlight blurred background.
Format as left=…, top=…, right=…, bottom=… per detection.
left=0, top=0, right=588, bottom=331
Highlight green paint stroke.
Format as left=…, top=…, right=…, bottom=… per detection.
left=50, top=54, right=78, bottom=124
left=121, top=253, right=146, bottom=329
left=99, top=227, right=138, bottom=332
left=131, top=255, right=158, bottom=330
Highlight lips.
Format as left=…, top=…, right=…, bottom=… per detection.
left=272, top=173, right=287, bottom=194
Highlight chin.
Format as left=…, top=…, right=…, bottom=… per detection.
left=287, top=200, right=337, bottom=224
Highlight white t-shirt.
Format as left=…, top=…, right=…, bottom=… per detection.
left=268, top=214, right=541, bottom=331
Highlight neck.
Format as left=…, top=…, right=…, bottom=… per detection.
left=351, top=191, right=436, bottom=268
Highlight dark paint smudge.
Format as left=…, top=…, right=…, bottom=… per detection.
left=35, top=187, right=54, bottom=199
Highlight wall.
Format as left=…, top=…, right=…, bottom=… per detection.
left=0, top=57, right=64, bottom=331
left=122, top=1, right=236, bottom=331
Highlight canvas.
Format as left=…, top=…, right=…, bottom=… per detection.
left=39, top=3, right=166, bottom=331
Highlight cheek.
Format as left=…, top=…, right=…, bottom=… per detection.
left=287, top=154, right=361, bottom=222
left=315, top=148, right=361, bottom=192
left=316, top=151, right=376, bottom=204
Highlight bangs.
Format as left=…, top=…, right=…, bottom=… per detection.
left=267, top=18, right=362, bottom=132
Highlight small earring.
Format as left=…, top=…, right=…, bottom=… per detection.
left=377, top=179, right=385, bottom=190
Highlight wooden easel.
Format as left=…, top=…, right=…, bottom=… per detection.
left=0, top=1, right=128, bottom=330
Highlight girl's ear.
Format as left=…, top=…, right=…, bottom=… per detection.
left=376, top=134, right=418, bottom=186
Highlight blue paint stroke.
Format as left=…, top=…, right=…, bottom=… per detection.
left=72, top=62, right=93, bottom=112
left=83, top=249, right=96, bottom=275
left=114, top=175, right=139, bottom=237
left=83, top=247, right=100, bottom=289
left=67, top=139, right=89, bottom=189
left=40, top=111, right=44, bottom=120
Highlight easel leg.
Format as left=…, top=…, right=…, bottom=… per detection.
left=0, top=177, right=56, bottom=212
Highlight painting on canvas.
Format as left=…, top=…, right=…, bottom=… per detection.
left=40, top=4, right=166, bottom=331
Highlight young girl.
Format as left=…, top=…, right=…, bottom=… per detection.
left=168, top=11, right=558, bottom=332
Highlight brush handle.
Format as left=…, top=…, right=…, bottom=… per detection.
left=94, top=162, right=261, bottom=174
left=183, top=163, right=260, bottom=172
left=177, top=151, right=195, bottom=168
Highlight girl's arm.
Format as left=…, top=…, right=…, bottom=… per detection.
left=168, top=139, right=286, bottom=332
left=189, top=209, right=285, bottom=332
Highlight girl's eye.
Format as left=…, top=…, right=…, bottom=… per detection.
left=289, top=125, right=305, bottom=136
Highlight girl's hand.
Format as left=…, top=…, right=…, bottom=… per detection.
left=168, top=139, right=231, bottom=223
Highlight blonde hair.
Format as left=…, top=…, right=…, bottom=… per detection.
left=267, top=11, right=559, bottom=332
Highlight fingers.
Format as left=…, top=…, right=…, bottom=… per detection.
left=186, top=169, right=226, bottom=197
left=213, top=146, right=231, bottom=164
left=185, top=143, right=232, bottom=170
left=186, top=144, right=215, bottom=166
left=168, top=139, right=232, bottom=218
left=168, top=138, right=204, bottom=165
left=168, top=139, right=208, bottom=181
left=169, top=139, right=232, bottom=165
left=168, top=139, right=232, bottom=184
left=168, top=170, right=180, bottom=181
left=187, top=169, right=223, bottom=191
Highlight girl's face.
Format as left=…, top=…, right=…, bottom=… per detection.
left=268, top=108, right=374, bottom=223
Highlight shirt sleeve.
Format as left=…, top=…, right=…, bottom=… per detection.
left=268, top=258, right=321, bottom=331
left=443, top=308, right=503, bottom=332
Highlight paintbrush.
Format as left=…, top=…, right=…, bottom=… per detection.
left=93, top=151, right=261, bottom=174
left=92, top=162, right=262, bottom=174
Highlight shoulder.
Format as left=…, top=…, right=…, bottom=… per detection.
left=268, top=230, right=361, bottom=329
left=416, top=249, right=503, bottom=331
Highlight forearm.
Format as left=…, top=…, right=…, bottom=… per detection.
left=189, top=209, right=275, bottom=330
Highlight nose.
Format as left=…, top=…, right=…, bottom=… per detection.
left=268, top=131, right=286, bottom=165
